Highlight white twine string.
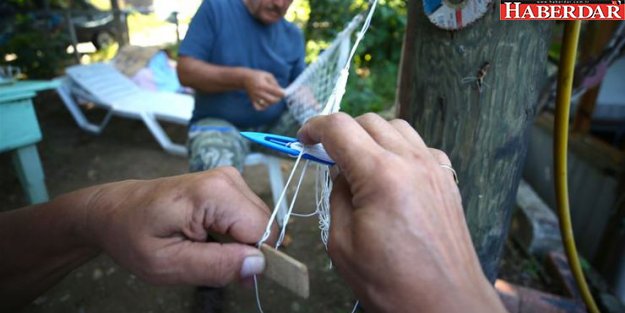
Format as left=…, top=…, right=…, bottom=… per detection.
left=350, top=301, right=360, bottom=313
left=254, top=1, right=378, bottom=311
left=254, top=275, right=265, bottom=313
left=256, top=151, right=305, bottom=247
left=290, top=211, right=318, bottom=217
left=316, top=165, right=332, bottom=251
left=315, top=0, right=379, bottom=271
left=320, top=0, right=379, bottom=117
left=276, top=160, right=310, bottom=248
left=255, top=151, right=306, bottom=313
left=291, top=163, right=324, bottom=218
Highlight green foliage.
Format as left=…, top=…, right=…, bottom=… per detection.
left=0, top=1, right=73, bottom=78
left=4, top=0, right=70, bottom=10
left=342, top=59, right=399, bottom=116
left=304, top=0, right=406, bottom=116
left=0, top=17, right=72, bottom=78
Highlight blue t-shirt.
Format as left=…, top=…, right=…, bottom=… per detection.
left=179, top=0, right=306, bottom=128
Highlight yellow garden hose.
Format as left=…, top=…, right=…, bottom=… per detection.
left=554, top=20, right=600, bottom=313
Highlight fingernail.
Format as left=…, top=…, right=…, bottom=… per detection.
left=240, top=254, right=265, bottom=278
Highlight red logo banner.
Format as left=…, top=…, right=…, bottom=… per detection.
left=500, top=1, right=625, bottom=20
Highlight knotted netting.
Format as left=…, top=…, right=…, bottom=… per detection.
left=255, top=1, right=378, bottom=312
left=283, top=14, right=363, bottom=125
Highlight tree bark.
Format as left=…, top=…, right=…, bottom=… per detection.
left=397, top=1, right=552, bottom=281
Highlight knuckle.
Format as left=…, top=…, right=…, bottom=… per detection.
left=326, top=112, right=352, bottom=127
left=214, top=166, right=240, bottom=179
left=358, top=112, right=381, bottom=122
left=196, top=170, right=237, bottom=196
left=390, top=118, right=410, bottom=128
left=429, top=148, right=452, bottom=165
left=209, top=167, right=236, bottom=183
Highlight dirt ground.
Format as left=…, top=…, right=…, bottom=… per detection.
left=0, top=91, right=356, bottom=313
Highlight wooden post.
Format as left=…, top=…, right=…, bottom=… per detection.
left=64, top=10, right=81, bottom=64
left=397, top=1, right=552, bottom=281
left=110, top=0, right=129, bottom=46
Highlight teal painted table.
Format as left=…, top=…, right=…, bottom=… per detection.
left=0, top=80, right=60, bottom=204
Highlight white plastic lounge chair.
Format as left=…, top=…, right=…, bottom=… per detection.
left=56, top=62, right=192, bottom=155
left=56, top=63, right=289, bottom=225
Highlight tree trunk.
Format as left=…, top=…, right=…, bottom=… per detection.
left=110, top=0, right=129, bottom=46
left=397, top=1, right=552, bottom=281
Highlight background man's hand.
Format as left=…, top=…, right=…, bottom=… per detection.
left=298, top=113, right=506, bottom=313
left=84, top=168, right=273, bottom=286
left=243, top=69, right=285, bottom=110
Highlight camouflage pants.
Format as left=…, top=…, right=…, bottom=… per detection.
left=188, top=110, right=300, bottom=173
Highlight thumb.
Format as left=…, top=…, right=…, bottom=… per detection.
left=174, top=241, right=265, bottom=286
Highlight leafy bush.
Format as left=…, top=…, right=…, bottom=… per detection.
left=0, top=15, right=72, bottom=78
left=304, top=0, right=406, bottom=116
left=0, top=0, right=73, bottom=78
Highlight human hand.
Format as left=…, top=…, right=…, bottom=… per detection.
left=243, top=69, right=285, bottom=110
left=81, top=168, right=274, bottom=286
left=297, top=113, right=505, bottom=313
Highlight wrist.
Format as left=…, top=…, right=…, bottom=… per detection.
left=53, top=186, right=104, bottom=256
left=234, top=67, right=254, bottom=90
left=361, top=265, right=505, bottom=313
left=449, top=276, right=506, bottom=313
left=0, top=189, right=101, bottom=308
left=410, top=276, right=505, bottom=313
left=426, top=263, right=505, bottom=313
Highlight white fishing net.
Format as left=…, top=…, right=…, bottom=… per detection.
left=284, top=14, right=363, bottom=125
left=255, top=2, right=378, bottom=311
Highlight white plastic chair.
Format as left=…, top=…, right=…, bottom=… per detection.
left=55, top=62, right=289, bottom=225
left=56, top=63, right=192, bottom=155
left=245, top=153, right=289, bottom=226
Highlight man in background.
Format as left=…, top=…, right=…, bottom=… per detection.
left=177, top=1, right=305, bottom=311
left=177, top=0, right=305, bottom=174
